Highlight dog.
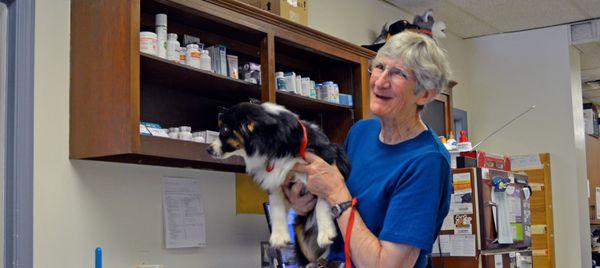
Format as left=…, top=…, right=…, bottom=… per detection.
left=207, top=102, right=350, bottom=262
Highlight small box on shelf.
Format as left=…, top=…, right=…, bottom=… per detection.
left=584, top=102, right=599, bottom=136
left=239, top=0, right=308, bottom=26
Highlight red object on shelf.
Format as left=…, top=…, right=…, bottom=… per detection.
left=459, top=130, right=468, bottom=142
left=459, top=150, right=511, bottom=171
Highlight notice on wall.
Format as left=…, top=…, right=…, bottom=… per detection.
left=162, top=177, right=206, bottom=248
left=432, top=235, right=451, bottom=255
left=449, top=234, right=476, bottom=257
left=494, top=254, right=503, bottom=268
left=510, top=154, right=542, bottom=170
left=453, top=173, right=472, bottom=195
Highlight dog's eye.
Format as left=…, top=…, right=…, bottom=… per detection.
left=222, top=126, right=230, bottom=134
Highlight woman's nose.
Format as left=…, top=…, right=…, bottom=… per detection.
left=373, top=70, right=391, bottom=89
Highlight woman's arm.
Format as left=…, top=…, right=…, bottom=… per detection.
left=292, top=152, right=420, bottom=268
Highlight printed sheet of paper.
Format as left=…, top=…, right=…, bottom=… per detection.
left=510, top=154, right=542, bottom=170
left=432, top=235, right=451, bottom=255
left=441, top=212, right=455, bottom=231
left=494, top=254, right=504, bottom=268
left=450, top=234, right=476, bottom=257
left=162, top=177, right=206, bottom=248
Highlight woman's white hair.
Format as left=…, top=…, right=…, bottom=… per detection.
left=375, top=31, right=451, bottom=95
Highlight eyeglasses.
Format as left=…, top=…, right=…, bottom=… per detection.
left=367, top=60, right=413, bottom=83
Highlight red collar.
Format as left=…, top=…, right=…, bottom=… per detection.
left=266, top=118, right=308, bottom=172
left=298, top=119, right=308, bottom=160
left=418, top=28, right=433, bottom=37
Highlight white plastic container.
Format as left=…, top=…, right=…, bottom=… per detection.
left=199, top=50, right=212, bottom=72
left=166, top=33, right=180, bottom=62
left=284, top=72, right=296, bottom=93
left=178, top=126, right=193, bottom=141
left=275, top=72, right=286, bottom=91
left=155, top=14, right=168, bottom=58
left=301, top=77, right=311, bottom=96
left=309, top=80, right=316, bottom=98
left=295, top=75, right=302, bottom=94
left=177, top=47, right=186, bottom=64
left=168, top=127, right=179, bottom=139
left=332, top=83, right=340, bottom=103
left=139, top=31, right=158, bottom=55
left=185, top=44, right=201, bottom=69
left=192, top=132, right=206, bottom=143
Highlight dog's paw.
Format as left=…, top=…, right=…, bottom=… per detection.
left=317, top=228, right=336, bottom=248
left=270, top=231, right=291, bottom=248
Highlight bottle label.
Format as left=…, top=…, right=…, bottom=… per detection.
left=190, top=51, right=201, bottom=58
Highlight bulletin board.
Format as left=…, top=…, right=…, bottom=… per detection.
left=235, top=173, right=268, bottom=214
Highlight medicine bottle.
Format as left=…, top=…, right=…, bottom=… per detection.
left=177, top=47, right=186, bottom=64
left=155, top=14, right=168, bottom=58
left=139, top=32, right=158, bottom=55
left=178, top=126, right=193, bottom=141
left=185, top=44, right=201, bottom=69
left=199, top=50, right=212, bottom=72
left=166, top=33, right=180, bottom=62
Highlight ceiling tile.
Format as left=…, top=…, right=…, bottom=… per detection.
left=577, top=42, right=600, bottom=71
left=571, top=0, right=600, bottom=18
left=446, top=0, right=588, bottom=34
left=385, top=0, right=499, bottom=38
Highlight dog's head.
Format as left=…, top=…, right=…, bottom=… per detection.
left=207, top=102, right=287, bottom=159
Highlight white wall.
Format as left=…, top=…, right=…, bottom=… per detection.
left=34, top=1, right=268, bottom=267
left=464, top=26, right=591, bottom=267
left=308, top=0, right=472, bottom=116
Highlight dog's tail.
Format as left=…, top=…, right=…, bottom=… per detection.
left=294, top=213, right=328, bottom=264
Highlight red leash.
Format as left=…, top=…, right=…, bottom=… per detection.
left=266, top=119, right=308, bottom=172
left=344, top=197, right=358, bottom=268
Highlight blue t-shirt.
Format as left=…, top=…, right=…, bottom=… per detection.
left=328, top=119, right=452, bottom=268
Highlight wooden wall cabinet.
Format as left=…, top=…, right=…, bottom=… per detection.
left=70, top=0, right=375, bottom=172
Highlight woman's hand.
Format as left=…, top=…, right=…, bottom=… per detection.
left=292, top=152, right=352, bottom=205
left=282, top=174, right=317, bottom=216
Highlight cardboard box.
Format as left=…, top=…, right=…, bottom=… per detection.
left=238, top=0, right=308, bottom=26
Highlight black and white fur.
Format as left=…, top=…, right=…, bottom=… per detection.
left=207, top=102, right=350, bottom=262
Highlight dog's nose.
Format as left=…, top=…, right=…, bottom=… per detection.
left=206, top=146, right=214, bottom=156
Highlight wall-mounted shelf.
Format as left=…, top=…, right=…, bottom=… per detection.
left=70, top=0, right=375, bottom=172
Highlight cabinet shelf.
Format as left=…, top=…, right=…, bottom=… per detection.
left=276, top=91, right=353, bottom=113
left=91, top=136, right=245, bottom=172
left=141, top=53, right=261, bottom=101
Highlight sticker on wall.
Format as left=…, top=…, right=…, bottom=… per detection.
left=454, top=214, right=473, bottom=235
left=453, top=173, right=472, bottom=194
left=452, top=203, right=473, bottom=214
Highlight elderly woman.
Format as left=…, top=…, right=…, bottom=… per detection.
left=284, top=31, right=452, bottom=267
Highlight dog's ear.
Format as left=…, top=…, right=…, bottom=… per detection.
left=246, top=112, right=277, bottom=132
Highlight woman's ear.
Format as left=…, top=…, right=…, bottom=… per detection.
left=416, top=89, right=438, bottom=106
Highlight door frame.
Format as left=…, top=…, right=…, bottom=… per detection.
left=2, top=0, right=35, bottom=267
